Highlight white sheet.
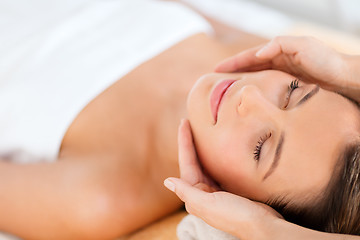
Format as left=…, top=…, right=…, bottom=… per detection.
left=177, top=214, right=240, bottom=240
left=0, top=0, right=212, bottom=164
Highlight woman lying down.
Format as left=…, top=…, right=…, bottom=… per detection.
left=0, top=0, right=360, bottom=239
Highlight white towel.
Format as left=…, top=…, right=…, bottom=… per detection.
left=177, top=214, right=240, bottom=240
left=0, top=233, right=20, bottom=240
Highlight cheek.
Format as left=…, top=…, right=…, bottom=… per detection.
left=197, top=135, right=269, bottom=200
left=195, top=134, right=256, bottom=188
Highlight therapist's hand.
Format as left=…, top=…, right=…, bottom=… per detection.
left=173, top=119, right=220, bottom=193
left=215, top=36, right=356, bottom=93
left=164, top=119, right=282, bottom=240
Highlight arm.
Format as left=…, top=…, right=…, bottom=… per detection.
left=0, top=157, right=120, bottom=240
left=0, top=155, right=181, bottom=240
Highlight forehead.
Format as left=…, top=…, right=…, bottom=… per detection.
left=269, top=88, right=360, bottom=198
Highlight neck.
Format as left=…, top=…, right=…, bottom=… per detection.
left=121, top=32, right=266, bottom=171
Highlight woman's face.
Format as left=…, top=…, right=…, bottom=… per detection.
left=187, top=70, right=360, bottom=204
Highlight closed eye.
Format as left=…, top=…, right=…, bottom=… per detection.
left=253, top=132, right=271, bottom=161
left=283, top=79, right=299, bottom=109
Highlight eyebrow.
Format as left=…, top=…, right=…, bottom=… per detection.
left=296, top=85, right=320, bottom=107
left=262, top=85, right=320, bottom=181
left=263, top=133, right=284, bottom=181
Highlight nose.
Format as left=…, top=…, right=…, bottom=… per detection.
left=237, top=85, right=280, bottom=119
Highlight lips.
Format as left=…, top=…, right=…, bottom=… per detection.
left=210, top=79, right=236, bottom=123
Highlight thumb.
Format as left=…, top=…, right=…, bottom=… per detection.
left=164, top=177, right=215, bottom=215
left=255, top=36, right=306, bottom=59
left=255, top=39, right=281, bottom=59
left=255, top=36, right=323, bottom=60
left=164, top=178, right=255, bottom=237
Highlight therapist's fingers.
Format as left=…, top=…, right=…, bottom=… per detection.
left=178, top=119, right=202, bottom=185
left=215, top=36, right=318, bottom=73
left=214, top=45, right=268, bottom=72
left=164, top=177, right=249, bottom=220
left=163, top=177, right=279, bottom=237
left=178, top=119, right=220, bottom=190
left=253, top=36, right=302, bottom=59
left=164, top=177, right=217, bottom=216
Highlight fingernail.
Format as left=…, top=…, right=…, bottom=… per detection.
left=214, top=63, right=223, bottom=72
left=164, top=179, right=176, bottom=192
left=256, top=43, right=270, bottom=57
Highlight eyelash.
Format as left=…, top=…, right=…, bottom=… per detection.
left=283, top=79, right=299, bottom=109
left=253, top=79, right=299, bottom=161
left=253, top=132, right=271, bottom=161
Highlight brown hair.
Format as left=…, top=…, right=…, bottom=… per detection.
left=268, top=142, right=360, bottom=235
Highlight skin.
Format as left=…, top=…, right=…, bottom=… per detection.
left=165, top=36, right=360, bottom=240
left=4, top=3, right=359, bottom=239
left=0, top=14, right=268, bottom=239
left=165, top=119, right=360, bottom=240
left=186, top=70, right=360, bottom=204
left=215, top=36, right=360, bottom=103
